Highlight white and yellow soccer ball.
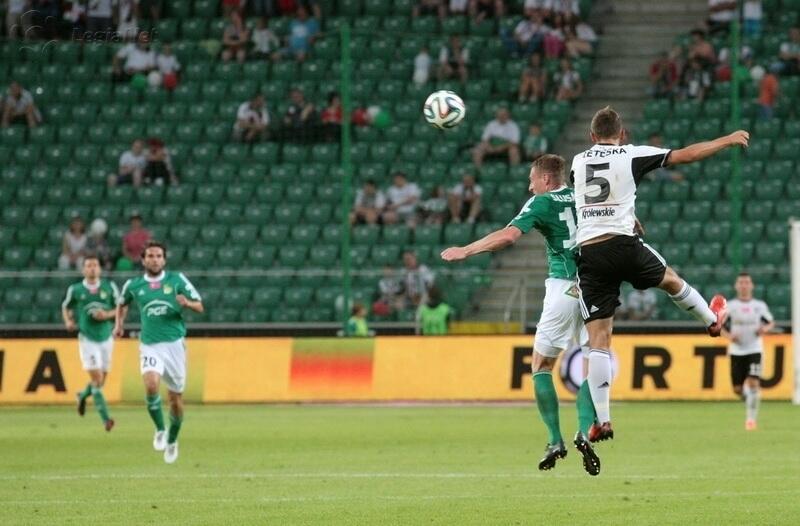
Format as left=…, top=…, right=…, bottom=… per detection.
left=423, top=90, right=466, bottom=129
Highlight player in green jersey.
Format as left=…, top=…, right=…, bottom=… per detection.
left=62, top=255, right=119, bottom=432
left=441, top=155, right=601, bottom=476
left=113, top=241, right=203, bottom=464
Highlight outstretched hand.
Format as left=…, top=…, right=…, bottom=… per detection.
left=441, top=247, right=468, bottom=262
left=727, top=130, right=749, bottom=148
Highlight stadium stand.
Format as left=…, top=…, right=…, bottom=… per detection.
left=631, top=1, right=798, bottom=322
left=0, top=0, right=598, bottom=325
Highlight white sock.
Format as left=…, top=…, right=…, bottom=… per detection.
left=669, top=281, right=716, bottom=326
left=744, top=384, right=760, bottom=422
left=588, top=349, right=612, bottom=424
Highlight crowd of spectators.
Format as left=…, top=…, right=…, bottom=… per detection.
left=57, top=212, right=150, bottom=272
left=107, top=138, right=177, bottom=187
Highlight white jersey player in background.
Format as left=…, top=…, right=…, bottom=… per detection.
left=721, top=272, right=774, bottom=430
left=569, top=106, right=748, bottom=441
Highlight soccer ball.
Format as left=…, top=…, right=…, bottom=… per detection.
left=423, top=90, right=466, bottom=129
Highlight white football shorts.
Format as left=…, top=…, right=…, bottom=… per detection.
left=78, top=335, right=114, bottom=372
left=139, top=338, right=187, bottom=393
left=534, top=278, right=589, bottom=358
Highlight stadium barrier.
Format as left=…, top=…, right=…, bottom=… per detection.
left=0, top=335, right=793, bottom=403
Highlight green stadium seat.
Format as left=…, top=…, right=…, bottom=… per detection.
left=755, top=242, right=786, bottom=263
left=3, top=247, right=32, bottom=269
left=243, top=204, right=272, bottom=224
left=278, top=246, right=309, bottom=268
left=284, top=286, right=314, bottom=307
left=253, top=286, right=282, bottom=308
left=247, top=245, right=276, bottom=267
left=182, top=204, right=213, bottom=224
left=352, top=225, right=380, bottom=245
left=261, top=225, right=290, bottom=245
left=274, top=203, right=302, bottom=223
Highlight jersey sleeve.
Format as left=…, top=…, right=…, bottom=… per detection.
left=109, top=281, right=122, bottom=305
left=508, top=196, right=547, bottom=233
left=119, top=279, right=134, bottom=306
left=177, top=273, right=202, bottom=301
left=630, top=145, right=672, bottom=183
left=760, top=301, right=774, bottom=324
left=61, top=285, right=75, bottom=310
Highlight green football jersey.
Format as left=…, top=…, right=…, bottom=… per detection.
left=508, top=186, right=578, bottom=280
left=120, top=271, right=201, bottom=345
left=62, top=279, right=120, bottom=342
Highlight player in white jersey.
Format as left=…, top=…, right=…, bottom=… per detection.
left=569, top=106, right=748, bottom=438
left=721, top=273, right=774, bottom=430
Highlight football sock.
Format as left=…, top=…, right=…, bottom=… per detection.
left=744, top=384, right=760, bottom=422
left=576, top=379, right=596, bottom=436
left=167, top=412, right=183, bottom=444
left=588, top=349, right=612, bottom=424
left=669, top=281, right=717, bottom=326
left=145, top=394, right=166, bottom=432
left=79, top=383, right=93, bottom=402
left=533, top=371, right=562, bottom=444
left=91, top=386, right=110, bottom=423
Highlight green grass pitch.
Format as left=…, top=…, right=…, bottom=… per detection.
left=1, top=402, right=799, bottom=525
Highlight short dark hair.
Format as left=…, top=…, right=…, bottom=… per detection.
left=591, top=106, right=622, bottom=140
left=365, top=179, right=376, bottom=186
left=83, top=253, right=100, bottom=264
left=532, top=154, right=565, bottom=182
left=141, top=240, right=167, bottom=259
left=737, top=272, right=752, bottom=279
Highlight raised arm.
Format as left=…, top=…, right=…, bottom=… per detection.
left=668, top=130, right=749, bottom=165
left=441, top=226, right=522, bottom=261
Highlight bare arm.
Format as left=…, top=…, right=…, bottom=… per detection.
left=668, top=130, right=749, bottom=165
left=758, top=320, right=776, bottom=336
left=62, top=307, right=76, bottom=331
left=176, top=294, right=204, bottom=313
left=441, top=226, right=522, bottom=261
left=112, top=304, right=128, bottom=338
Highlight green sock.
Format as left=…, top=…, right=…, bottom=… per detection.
left=533, top=371, right=562, bottom=445
left=91, top=386, right=111, bottom=423
left=576, top=379, right=597, bottom=436
left=145, top=394, right=165, bottom=431
left=168, top=412, right=183, bottom=444
left=79, top=383, right=93, bottom=401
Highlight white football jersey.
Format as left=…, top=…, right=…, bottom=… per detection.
left=725, top=298, right=773, bottom=356
left=570, top=143, right=671, bottom=245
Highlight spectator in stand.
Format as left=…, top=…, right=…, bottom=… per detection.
left=121, top=213, right=151, bottom=266
left=375, top=266, right=405, bottom=316
left=62, top=1, right=86, bottom=38
left=743, top=0, right=762, bottom=37
left=448, top=174, right=482, bottom=224
left=108, top=139, right=147, bottom=187
left=420, top=185, right=448, bottom=224
left=86, top=0, right=115, bottom=34
left=112, top=32, right=156, bottom=82
left=707, top=0, right=736, bottom=35
left=449, top=0, right=469, bottom=15
left=517, top=52, right=547, bottom=102
left=350, top=180, right=387, bottom=225
left=86, top=218, right=113, bottom=270
left=626, top=288, right=658, bottom=321
left=470, top=0, right=504, bottom=23
left=757, top=64, right=780, bottom=120
left=552, top=0, right=579, bottom=23
left=687, top=29, right=716, bottom=70
left=344, top=304, right=370, bottom=337
left=401, top=250, right=435, bottom=309
left=222, top=0, right=246, bottom=16
left=542, top=13, right=567, bottom=58
left=681, top=58, right=712, bottom=100
left=383, top=172, right=421, bottom=227
left=233, top=93, right=270, bottom=142
left=417, top=286, right=452, bottom=335
left=143, top=138, right=177, bottom=186
left=555, top=58, right=582, bottom=101
left=437, top=36, right=469, bottom=82
left=504, top=12, right=548, bottom=58
left=5, top=0, right=31, bottom=40
left=301, top=0, right=323, bottom=20
left=472, top=107, right=521, bottom=168
left=413, top=45, right=432, bottom=86
left=320, top=91, right=342, bottom=141
left=646, top=133, right=683, bottom=182
left=286, top=5, right=319, bottom=62
left=522, top=123, right=548, bottom=161
left=523, top=0, right=553, bottom=18
left=252, top=17, right=281, bottom=60
left=156, top=43, right=181, bottom=89
left=117, top=0, right=140, bottom=41
left=777, top=27, right=800, bottom=76
left=564, top=23, right=594, bottom=58
left=58, top=216, right=88, bottom=271
left=221, top=11, right=249, bottom=63
left=1, top=81, right=42, bottom=129
left=282, top=88, right=317, bottom=141
left=140, top=0, right=162, bottom=22
left=412, top=0, right=446, bottom=19
left=649, top=51, right=679, bottom=99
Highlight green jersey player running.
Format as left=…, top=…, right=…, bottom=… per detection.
left=441, top=155, right=601, bottom=476
left=62, top=255, right=119, bottom=432
left=113, top=241, right=204, bottom=464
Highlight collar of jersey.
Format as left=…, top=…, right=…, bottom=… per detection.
left=143, top=271, right=165, bottom=283
left=552, top=185, right=567, bottom=192
left=82, top=278, right=100, bottom=288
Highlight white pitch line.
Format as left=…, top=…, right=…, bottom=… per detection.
left=0, top=472, right=798, bottom=481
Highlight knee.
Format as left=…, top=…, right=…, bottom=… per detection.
left=732, top=385, right=743, bottom=396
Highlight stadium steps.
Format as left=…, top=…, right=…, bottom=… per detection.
left=554, top=0, right=707, bottom=157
